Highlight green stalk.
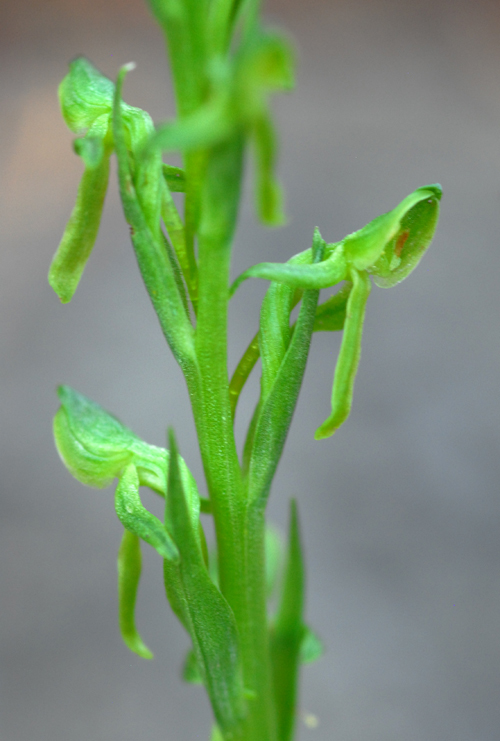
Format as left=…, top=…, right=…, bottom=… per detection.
left=194, top=135, right=275, bottom=741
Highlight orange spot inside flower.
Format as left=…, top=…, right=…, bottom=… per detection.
left=395, top=230, right=409, bottom=258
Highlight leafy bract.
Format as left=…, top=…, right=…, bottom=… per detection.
left=247, top=230, right=324, bottom=504
left=113, top=65, right=196, bottom=370
left=270, top=500, right=305, bottom=741
left=163, top=430, right=244, bottom=733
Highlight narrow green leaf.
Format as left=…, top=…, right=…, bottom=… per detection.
left=248, top=230, right=324, bottom=503
left=315, top=268, right=371, bottom=439
left=270, top=500, right=306, bottom=741
left=164, top=430, right=244, bottom=733
left=115, top=464, right=179, bottom=561
left=117, top=529, right=153, bottom=659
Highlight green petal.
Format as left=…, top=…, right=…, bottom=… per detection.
left=48, top=140, right=111, bottom=303
left=115, top=464, right=179, bottom=561
left=315, top=268, right=371, bottom=439
left=117, top=529, right=153, bottom=659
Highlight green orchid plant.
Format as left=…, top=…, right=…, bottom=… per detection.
left=48, top=1, right=441, bottom=739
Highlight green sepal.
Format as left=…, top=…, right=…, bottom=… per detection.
left=117, top=529, right=153, bottom=659
left=248, top=230, right=324, bottom=504
left=370, top=187, right=441, bottom=287
left=343, top=184, right=442, bottom=275
left=115, top=464, right=179, bottom=561
left=59, top=56, right=114, bottom=133
left=53, top=386, right=168, bottom=491
left=300, top=626, right=324, bottom=664
left=315, top=268, right=371, bottom=440
left=163, top=430, right=244, bottom=733
left=162, top=163, right=187, bottom=192
left=230, top=240, right=347, bottom=296
left=270, top=499, right=306, bottom=741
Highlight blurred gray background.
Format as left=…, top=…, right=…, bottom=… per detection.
left=2, top=0, right=500, bottom=739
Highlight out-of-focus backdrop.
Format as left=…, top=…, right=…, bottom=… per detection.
left=2, top=0, right=500, bottom=739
